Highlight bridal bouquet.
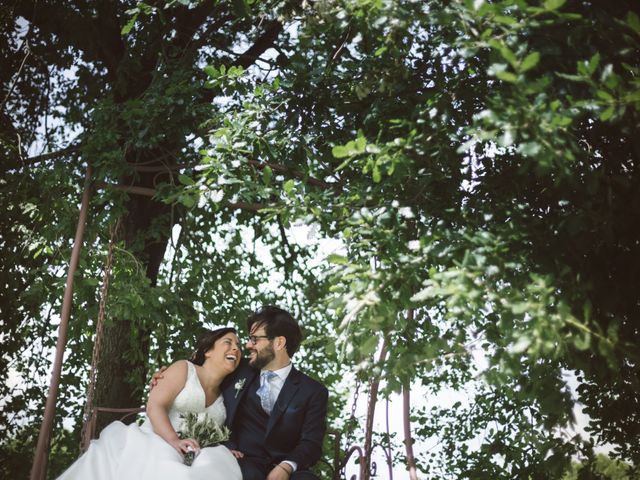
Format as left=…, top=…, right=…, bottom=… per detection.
left=178, top=413, right=231, bottom=466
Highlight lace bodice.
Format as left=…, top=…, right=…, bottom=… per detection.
left=143, top=361, right=226, bottom=433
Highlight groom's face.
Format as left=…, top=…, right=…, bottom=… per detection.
left=246, top=325, right=276, bottom=370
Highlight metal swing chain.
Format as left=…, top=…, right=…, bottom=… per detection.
left=339, top=377, right=362, bottom=478
left=350, top=379, right=361, bottom=423
left=79, top=219, right=120, bottom=451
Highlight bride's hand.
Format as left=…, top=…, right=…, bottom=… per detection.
left=148, top=366, right=168, bottom=390
left=169, top=438, right=200, bottom=456
left=229, top=449, right=244, bottom=459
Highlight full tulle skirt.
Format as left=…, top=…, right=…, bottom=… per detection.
left=57, top=420, right=241, bottom=480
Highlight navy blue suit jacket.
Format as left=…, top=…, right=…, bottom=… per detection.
left=222, top=358, right=328, bottom=470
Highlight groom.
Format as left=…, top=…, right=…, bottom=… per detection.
left=221, top=305, right=328, bottom=480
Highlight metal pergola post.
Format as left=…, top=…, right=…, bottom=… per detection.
left=30, top=165, right=93, bottom=480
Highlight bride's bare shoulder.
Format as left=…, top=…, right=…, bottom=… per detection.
left=155, top=360, right=189, bottom=388
left=165, top=359, right=190, bottom=377
left=147, top=361, right=190, bottom=403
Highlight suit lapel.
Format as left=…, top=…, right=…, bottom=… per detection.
left=224, top=362, right=258, bottom=426
left=266, top=367, right=302, bottom=436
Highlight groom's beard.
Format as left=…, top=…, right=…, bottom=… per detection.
left=249, top=343, right=276, bottom=370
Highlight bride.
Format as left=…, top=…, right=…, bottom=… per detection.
left=58, top=327, right=243, bottom=480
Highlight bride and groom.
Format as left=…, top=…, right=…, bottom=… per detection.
left=58, top=306, right=328, bottom=480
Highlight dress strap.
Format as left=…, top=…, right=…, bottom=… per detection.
left=185, top=360, right=196, bottom=380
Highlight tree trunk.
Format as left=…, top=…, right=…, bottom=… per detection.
left=93, top=163, right=177, bottom=434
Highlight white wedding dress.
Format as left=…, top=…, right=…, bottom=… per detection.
left=58, top=362, right=241, bottom=480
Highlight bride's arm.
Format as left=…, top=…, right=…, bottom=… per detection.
left=146, top=360, right=199, bottom=455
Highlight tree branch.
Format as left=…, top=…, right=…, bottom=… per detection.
left=1, top=41, right=31, bottom=113
left=245, top=159, right=338, bottom=189
left=13, top=1, right=125, bottom=82
left=127, top=158, right=339, bottom=191
left=10, top=150, right=341, bottom=197
left=277, top=214, right=295, bottom=280
left=28, top=146, right=79, bottom=163
left=234, top=20, right=283, bottom=69
left=98, top=182, right=267, bottom=212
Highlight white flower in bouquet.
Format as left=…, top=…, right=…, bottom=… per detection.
left=178, top=413, right=231, bottom=466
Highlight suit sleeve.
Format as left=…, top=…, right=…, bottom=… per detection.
left=286, top=384, right=329, bottom=469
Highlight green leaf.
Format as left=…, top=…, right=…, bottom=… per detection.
left=555, top=72, right=586, bottom=82
left=517, top=142, right=541, bottom=156
left=332, top=145, right=351, bottom=159
left=498, top=45, right=518, bottom=68
left=496, top=70, right=518, bottom=83
left=587, top=52, right=601, bottom=75
left=494, top=15, right=517, bottom=25
left=554, top=115, right=572, bottom=127
left=511, top=336, right=531, bottom=354
left=137, top=3, right=153, bottom=14
left=283, top=179, right=295, bottom=195
left=411, top=285, right=435, bottom=303
left=374, top=46, right=387, bottom=56
left=596, top=90, right=614, bottom=102
left=372, top=164, right=381, bottom=183
left=577, top=60, right=590, bottom=76
left=543, top=0, right=566, bottom=11
left=625, top=90, right=640, bottom=103
left=365, top=144, right=381, bottom=154
left=203, top=65, right=218, bottom=79
left=121, top=13, right=138, bottom=35
left=232, top=0, right=250, bottom=18
left=520, top=52, right=540, bottom=72
left=180, top=195, right=196, bottom=208
left=599, top=105, right=615, bottom=121
left=332, top=136, right=367, bottom=160
left=360, top=336, right=379, bottom=355
left=573, top=331, right=591, bottom=351
left=327, top=254, right=348, bottom=265
left=627, top=11, right=640, bottom=34
left=511, top=302, right=529, bottom=314
left=178, top=174, right=196, bottom=186
left=262, top=165, right=273, bottom=185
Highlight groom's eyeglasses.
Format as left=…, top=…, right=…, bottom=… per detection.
left=248, top=335, right=271, bottom=345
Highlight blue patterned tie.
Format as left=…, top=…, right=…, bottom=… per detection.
left=257, top=371, right=277, bottom=414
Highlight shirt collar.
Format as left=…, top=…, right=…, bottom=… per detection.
left=262, top=362, right=293, bottom=381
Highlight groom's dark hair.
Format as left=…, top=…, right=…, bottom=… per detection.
left=247, top=305, right=302, bottom=357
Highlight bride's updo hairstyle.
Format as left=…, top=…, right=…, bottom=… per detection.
left=190, top=327, right=237, bottom=366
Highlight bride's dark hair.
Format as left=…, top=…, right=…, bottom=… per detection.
left=190, top=327, right=237, bottom=366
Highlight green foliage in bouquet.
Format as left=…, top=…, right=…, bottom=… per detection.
left=178, top=413, right=230, bottom=466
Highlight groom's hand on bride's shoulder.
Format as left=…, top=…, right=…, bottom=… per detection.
left=148, top=366, right=168, bottom=390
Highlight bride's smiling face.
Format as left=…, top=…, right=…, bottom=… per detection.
left=204, top=332, right=241, bottom=372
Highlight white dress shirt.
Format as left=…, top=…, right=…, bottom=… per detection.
left=260, top=363, right=297, bottom=472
